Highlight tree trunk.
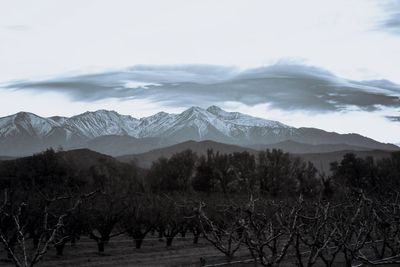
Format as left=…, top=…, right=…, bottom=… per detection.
left=180, top=230, right=186, bottom=238
left=135, top=238, right=143, bottom=249
left=158, top=230, right=164, bottom=241
left=71, top=236, right=76, bottom=247
left=97, top=241, right=105, bottom=253
left=344, top=250, right=352, bottom=267
left=32, top=236, right=39, bottom=249
left=193, top=235, right=199, bottom=244
left=166, top=237, right=174, bottom=247
left=55, top=242, right=65, bottom=256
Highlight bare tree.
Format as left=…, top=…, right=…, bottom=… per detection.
left=83, top=192, right=126, bottom=253
left=0, top=189, right=96, bottom=267
left=156, top=196, right=188, bottom=247
left=122, top=194, right=159, bottom=249
left=352, top=195, right=400, bottom=265
left=244, top=196, right=303, bottom=267
left=196, top=199, right=246, bottom=260
left=294, top=201, right=339, bottom=267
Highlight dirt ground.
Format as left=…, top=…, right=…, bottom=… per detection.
left=0, top=234, right=389, bottom=267
left=0, top=234, right=256, bottom=267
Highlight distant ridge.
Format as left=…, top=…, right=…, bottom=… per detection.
left=117, top=140, right=395, bottom=173
left=250, top=140, right=375, bottom=154
left=0, top=156, right=15, bottom=161
left=117, top=140, right=257, bottom=168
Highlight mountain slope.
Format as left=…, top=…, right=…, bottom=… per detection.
left=86, top=135, right=164, bottom=156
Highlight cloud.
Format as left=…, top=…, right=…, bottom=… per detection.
left=376, top=0, right=400, bottom=35
left=383, top=15, right=400, bottom=33
left=386, top=116, right=400, bottom=122
left=3, top=64, right=400, bottom=113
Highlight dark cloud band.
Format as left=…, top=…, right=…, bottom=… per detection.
left=2, top=64, right=400, bottom=114
left=386, top=116, right=400, bottom=122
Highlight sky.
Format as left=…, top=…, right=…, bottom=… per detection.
left=0, top=0, right=399, bottom=143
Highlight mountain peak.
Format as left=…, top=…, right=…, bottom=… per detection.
left=13, top=111, right=39, bottom=118
left=78, top=109, right=119, bottom=117
left=184, top=106, right=206, bottom=113
left=206, top=105, right=224, bottom=113
left=11, top=112, right=55, bottom=125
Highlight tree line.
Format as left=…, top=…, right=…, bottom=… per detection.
left=148, top=149, right=319, bottom=196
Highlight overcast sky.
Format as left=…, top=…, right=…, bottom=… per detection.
left=0, top=0, right=399, bottom=143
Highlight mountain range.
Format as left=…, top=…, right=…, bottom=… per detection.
left=0, top=106, right=398, bottom=157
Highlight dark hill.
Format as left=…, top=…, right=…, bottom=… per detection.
left=117, top=140, right=257, bottom=168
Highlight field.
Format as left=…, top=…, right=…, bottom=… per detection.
left=0, top=234, right=366, bottom=267
left=0, top=234, right=252, bottom=267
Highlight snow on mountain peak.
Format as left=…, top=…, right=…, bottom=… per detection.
left=0, top=106, right=293, bottom=142
left=206, top=106, right=290, bottom=128
left=0, top=112, right=58, bottom=138
left=65, top=110, right=140, bottom=138
left=206, top=105, right=224, bottom=114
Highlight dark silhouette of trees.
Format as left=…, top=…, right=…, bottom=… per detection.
left=330, top=153, right=372, bottom=191
left=258, top=149, right=293, bottom=196
left=258, top=149, right=318, bottom=197
left=192, top=151, right=215, bottom=192
left=193, top=150, right=257, bottom=194
left=148, top=150, right=197, bottom=192
left=331, top=152, right=400, bottom=195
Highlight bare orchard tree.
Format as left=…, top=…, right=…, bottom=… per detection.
left=0, top=189, right=96, bottom=267
left=196, top=199, right=247, bottom=260
left=329, top=194, right=374, bottom=267
left=156, top=195, right=189, bottom=247
left=82, top=158, right=136, bottom=253
left=243, top=196, right=303, bottom=267
left=352, top=195, right=400, bottom=265
left=83, top=192, right=127, bottom=253
left=187, top=216, right=202, bottom=244
left=121, top=194, right=159, bottom=249
left=294, top=201, right=339, bottom=267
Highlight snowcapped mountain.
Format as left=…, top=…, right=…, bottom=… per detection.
left=206, top=106, right=288, bottom=128
left=0, top=112, right=58, bottom=138
left=0, top=106, right=397, bottom=156
left=133, top=106, right=291, bottom=143
left=65, top=110, right=140, bottom=138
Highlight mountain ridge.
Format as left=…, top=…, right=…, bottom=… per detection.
left=0, top=106, right=397, bottom=156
